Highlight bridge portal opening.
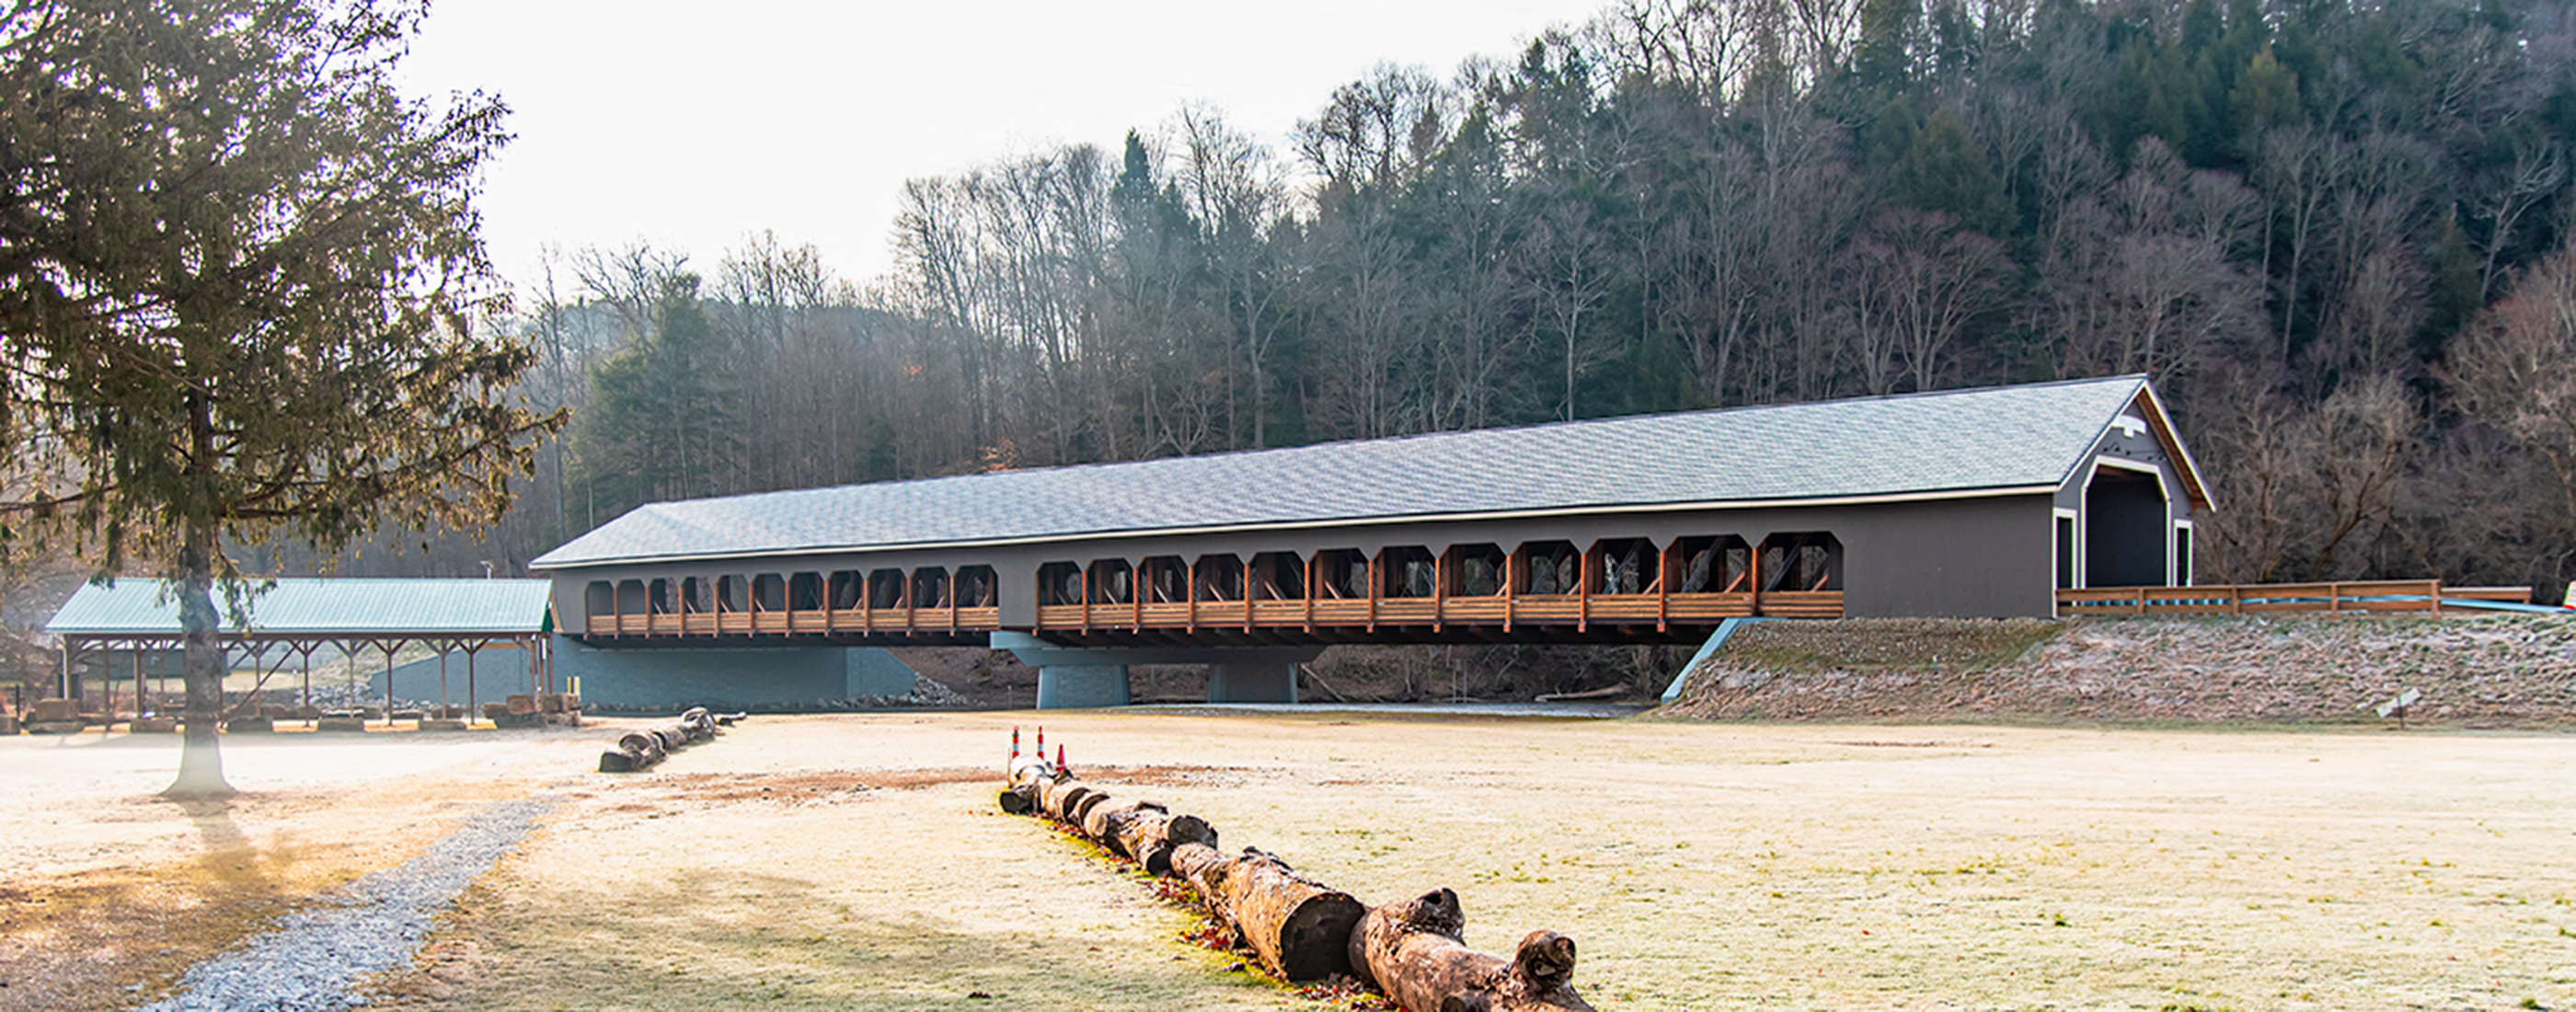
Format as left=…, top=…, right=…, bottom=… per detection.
left=2085, top=466, right=2168, bottom=587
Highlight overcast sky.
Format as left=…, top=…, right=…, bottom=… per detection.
left=397, top=0, right=1608, bottom=293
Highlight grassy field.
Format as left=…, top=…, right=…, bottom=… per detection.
left=6, top=712, right=2573, bottom=1010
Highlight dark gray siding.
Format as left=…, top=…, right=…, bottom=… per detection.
left=548, top=491, right=2061, bottom=627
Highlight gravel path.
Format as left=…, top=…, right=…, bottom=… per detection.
left=139, top=797, right=554, bottom=1011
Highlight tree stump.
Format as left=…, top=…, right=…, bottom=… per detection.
left=1350, top=888, right=1595, bottom=1012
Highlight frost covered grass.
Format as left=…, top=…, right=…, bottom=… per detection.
left=374, top=713, right=2576, bottom=1011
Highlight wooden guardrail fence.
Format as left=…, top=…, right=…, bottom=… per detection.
left=2055, top=581, right=2531, bottom=616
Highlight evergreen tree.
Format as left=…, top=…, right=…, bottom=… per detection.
left=1890, top=109, right=2020, bottom=238
left=0, top=0, right=558, bottom=797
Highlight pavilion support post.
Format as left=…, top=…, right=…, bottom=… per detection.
left=380, top=640, right=400, bottom=727
left=466, top=643, right=480, bottom=727
left=438, top=647, right=451, bottom=719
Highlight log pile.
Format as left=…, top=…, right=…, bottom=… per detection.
left=597, top=707, right=741, bottom=772
left=996, top=728, right=1597, bottom=1010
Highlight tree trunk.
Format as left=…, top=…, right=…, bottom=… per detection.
left=1113, top=810, right=1215, bottom=877
left=1187, top=845, right=1366, bottom=983
left=1082, top=798, right=1167, bottom=847
left=999, top=755, right=1055, bottom=813
left=164, top=512, right=234, bottom=799
left=1350, top=888, right=1595, bottom=1012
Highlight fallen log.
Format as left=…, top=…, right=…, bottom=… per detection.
left=1081, top=798, right=1166, bottom=848
left=1067, top=789, right=1117, bottom=830
left=999, top=754, right=1057, bottom=814
left=1186, top=845, right=1364, bottom=983
left=1114, top=810, right=1215, bottom=877
left=1040, top=777, right=1095, bottom=822
left=617, top=730, right=667, bottom=766
left=1350, top=888, right=1594, bottom=1012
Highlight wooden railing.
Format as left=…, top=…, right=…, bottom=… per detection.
left=1031, top=589, right=1842, bottom=633
left=2055, top=581, right=2530, bottom=617
left=587, top=604, right=1003, bottom=638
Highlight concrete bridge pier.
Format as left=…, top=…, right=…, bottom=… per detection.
left=993, top=632, right=1319, bottom=709
left=1034, top=664, right=1131, bottom=708
left=1207, top=661, right=1298, bottom=705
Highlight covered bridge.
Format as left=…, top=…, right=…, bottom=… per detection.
left=533, top=375, right=2211, bottom=706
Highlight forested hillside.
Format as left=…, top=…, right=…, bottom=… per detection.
left=332, top=0, right=2576, bottom=601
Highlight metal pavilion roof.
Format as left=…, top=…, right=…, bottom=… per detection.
left=43, top=579, right=554, bottom=638
left=535, top=375, right=2199, bottom=570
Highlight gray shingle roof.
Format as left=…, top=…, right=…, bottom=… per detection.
left=44, top=579, right=554, bottom=637
left=534, top=376, right=2162, bottom=569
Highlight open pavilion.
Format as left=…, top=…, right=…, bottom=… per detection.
left=41, top=579, right=556, bottom=725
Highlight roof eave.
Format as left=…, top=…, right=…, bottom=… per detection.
left=529, top=482, right=2067, bottom=572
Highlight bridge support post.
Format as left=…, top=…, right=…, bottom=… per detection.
left=1035, top=665, right=1132, bottom=709
left=1207, top=661, right=1298, bottom=704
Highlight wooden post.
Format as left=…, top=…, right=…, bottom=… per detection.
left=1304, top=554, right=1317, bottom=633
left=1367, top=552, right=1379, bottom=632
left=1133, top=560, right=1145, bottom=631
left=1081, top=566, right=1093, bottom=633
left=1749, top=541, right=1763, bottom=617
left=1187, top=557, right=1199, bottom=633
left=1578, top=545, right=1593, bottom=633
left=1503, top=546, right=1517, bottom=633
left=1432, top=548, right=1446, bottom=633
left=1657, top=540, right=1674, bottom=632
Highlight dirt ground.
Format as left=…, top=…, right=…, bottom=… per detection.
left=6, top=714, right=2574, bottom=1011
